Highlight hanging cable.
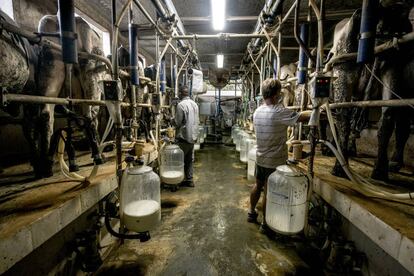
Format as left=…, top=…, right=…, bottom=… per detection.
left=364, top=64, right=414, bottom=110
left=322, top=103, right=414, bottom=201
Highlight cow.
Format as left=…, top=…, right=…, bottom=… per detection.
left=33, top=13, right=110, bottom=177
left=0, top=9, right=109, bottom=178
left=329, top=1, right=414, bottom=180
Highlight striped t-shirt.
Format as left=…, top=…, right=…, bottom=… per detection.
left=253, top=104, right=299, bottom=169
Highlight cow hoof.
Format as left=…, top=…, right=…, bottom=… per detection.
left=389, top=161, right=402, bottom=173
left=371, top=169, right=388, bottom=181
left=331, top=165, right=349, bottom=179
left=348, top=149, right=357, bottom=157
left=321, top=145, right=335, bottom=157
left=103, top=144, right=114, bottom=152
left=93, top=155, right=105, bottom=165
left=69, top=164, right=80, bottom=172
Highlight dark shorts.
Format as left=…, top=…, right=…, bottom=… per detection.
left=255, top=165, right=276, bottom=182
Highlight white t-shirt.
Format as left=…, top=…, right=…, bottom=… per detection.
left=253, top=104, right=299, bottom=169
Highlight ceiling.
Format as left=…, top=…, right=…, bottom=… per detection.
left=76, top=0, right=363, bottom=71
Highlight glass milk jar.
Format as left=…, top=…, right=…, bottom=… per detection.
left=120, top=164, right=161, bottom=233
left=266, top=165, right=308, bottom=234
left=160, top=144, right=185, bottom=185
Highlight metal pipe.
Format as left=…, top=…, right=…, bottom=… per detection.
left=253, top=0, right=285, bottom=47
left=3, top=93, right=154, bottom=108
left=329, top=99, right=414, bottom=109
left=150, top=0, right=168, bottom=17
left=325, top=31, right=414, bottom=69
left=263, top=29, right=280, bottom=78
left=58, top=0, right=78, bottom=64
left=181, top=16, right=258, bottom=22
left=129, top=23, right=140, bottom=85
left=133, top=0, right=164, bottom=35
left=277, top=24, right=282, bottom=79
left=285, top=98, right=414, bottom=110
left=294, top=0, right=315, bottom=64
left=112, top=0, right=133, bottom=79
left=357, top=0, right=379, bottom=63
left=309, top=0, right=325, bottom=71
left=160, top=57, right=166, bottom=94
left=172, top=33, right=271, bottom=40
left=297, top=23, right=309, bottom=84
left=151, top=0, right=188, bottom=49
left=242, top=1, right=295, bottom=75
left=181, top=10, right=357, bottom=23
left=162, top=0, right=186, bottom=37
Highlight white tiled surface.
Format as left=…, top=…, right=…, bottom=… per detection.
left=313, top=179, right=414, bottom=275
left=0, top=175, right=117, bottom=274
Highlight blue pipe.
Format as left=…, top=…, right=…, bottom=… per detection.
left=297, top=23, right=309, bottom=84
left=129, top=23, right=140, bottom=85
left=160, top=57, right=166, bottom=94
left=58, top=0, right=78, bottom=64
left=357, top=0, right=379, bottom=64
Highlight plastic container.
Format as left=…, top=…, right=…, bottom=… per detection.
left=247, top=145, right=257, bottom=181
left=194, top=143, right=200, bottom=151
left=240, top=136, right=255, bottom=163
left=266, top=165, right=309, bottom=234
left=160, top=144, right=185, bottom=185
left=231, top=125, right=240, bottom=142
left=235, top=130, right=246, bottom=152
left=199, top=126, right=205, bottom=144
left=120, top=164, right=161, bottom=233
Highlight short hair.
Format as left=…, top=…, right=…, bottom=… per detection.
left=261, top=78, right=281, bottom=99
left=179, top=85, right=189, bottom=97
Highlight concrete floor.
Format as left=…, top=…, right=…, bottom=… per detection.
left=97, top=144, right=316, bottom=276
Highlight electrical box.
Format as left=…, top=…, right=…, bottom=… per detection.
left=103, top=80, right=122, bottom=101
left=313, top=76, right=331, bottom=98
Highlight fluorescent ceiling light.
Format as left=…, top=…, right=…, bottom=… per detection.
left=217, top=54, right=224, bottom=68
left=211, top=0, right=225, bottom=31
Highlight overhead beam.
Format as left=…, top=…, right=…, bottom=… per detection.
left=181, top=16, right=258, bottom=22
left=172, top=33, right=271, bottom=40
left=180, top=10, right=356, bottom=24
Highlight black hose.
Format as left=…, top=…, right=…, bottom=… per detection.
left=104, top=213, right=150, bottom=241
left=294, top=0, right=315, bottom=64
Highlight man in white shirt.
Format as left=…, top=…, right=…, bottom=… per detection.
left=248, top=78, right=310, bottom=233
left=175, top=86, right=199, bottom=187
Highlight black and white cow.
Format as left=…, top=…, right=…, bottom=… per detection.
left=329, top=1, right=414, bottom=180
left=0, top=10, right=109, bottom=178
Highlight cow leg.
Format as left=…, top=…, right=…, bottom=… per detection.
left=22, top=105, right=42, bottom=178
left=37, top=46, right=65, bottom=177
left=372, top=65, right=402, bottom=180
left=389, top=107, right=410, bottom=172
left=331, top=66, right=358, bottom=178
left=372, top=107, right=395, bottom=180
left=78, top=61, right=104, bottom=164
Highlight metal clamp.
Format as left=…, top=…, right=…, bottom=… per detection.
left=359, top=31, right=374, bottom=40
left=61, top=31, right=78, bottom=40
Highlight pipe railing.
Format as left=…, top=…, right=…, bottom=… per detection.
left=2, top=93, right=155, bottom=108
left=285, top=98, right=414, bottom=110
left=325, top=31, right=414, bottom=69
left=172, top=33, right=272, bottom=40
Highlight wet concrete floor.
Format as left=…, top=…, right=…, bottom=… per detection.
left=97, top=144, right=317, bottom=276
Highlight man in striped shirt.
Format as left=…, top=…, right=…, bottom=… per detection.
left=248, top=78, right=310, bottom=233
